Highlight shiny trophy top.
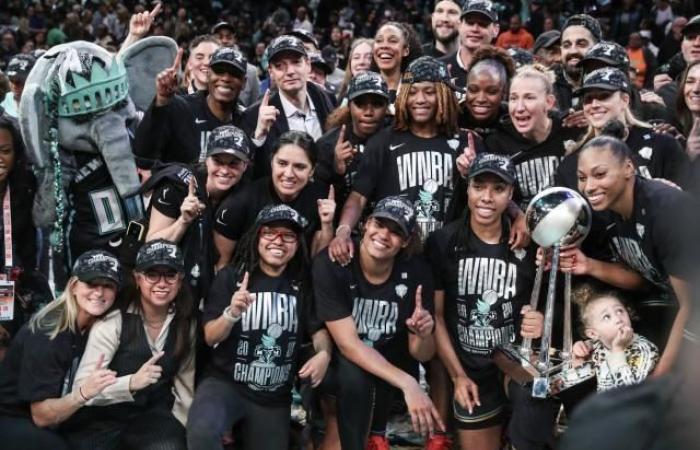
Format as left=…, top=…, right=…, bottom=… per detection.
left=525, top=187, right=592, bottom=248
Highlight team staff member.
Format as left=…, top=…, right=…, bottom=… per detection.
left=316, top=71, right=390, bottom=218
left=68, top=240, right=196, bottom=450
left=485, top=64, right=582, bottom=210
left=181, top=35, right=219, bottom=95
left=213, top=131, right=335, bottom=267
left=330, top=56, right=484, bottom=265
left=575, top=135, right=697, bottom=375
left=427, top=154, right=543, bottom=450
left=422, top=0, right=461, bottom=58
left=134, top=46, right=247, bottom=164
left=440, top=0, right=499, bottom=89
left=0, top=250, right=122, bottom=450
left=555, top=68, right=689, bottom=189
left=243, top=35, right=334, bottom=179
left=314, top=197, right=443, bottom=450
left=188, top=205, right=331, bottom=450
left=145, top=125, right=252, bottom=300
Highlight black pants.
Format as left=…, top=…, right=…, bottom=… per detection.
left=320, top=353, right=397, bottom=450
left=0, top=415, right=69, bottom=450
left=65, top=408, right=186, bottom=450
left=186, top=376, right=291, bottom=450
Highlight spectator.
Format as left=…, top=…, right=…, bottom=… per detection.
left=496, top=14, right=535, bottom=50
left=337, top=38, right=374, bottom=101
left=0, top=54, right=35, bottom=118
left=611, top=0, right=643, bottom=46
left=533, top=30, right=562, bottom=68
left=628, top=32, right=658, bottom=89
left=652, top=0, right=675, bottom=45
left=293, top=6, right=313, bottom=34
left=658, top=16, right=688, bottom=65
left=0, top=31, right=17, bottom=71
left=422, top=0, right=461, bottom=58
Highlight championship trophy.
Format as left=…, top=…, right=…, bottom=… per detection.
left=493, top=187, right=595, bottom=398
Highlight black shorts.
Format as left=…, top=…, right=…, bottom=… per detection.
left=452, top=367, right=506, bottom=430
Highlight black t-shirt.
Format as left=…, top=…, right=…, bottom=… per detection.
left=0, top=322, right=86, bottom=416
left=425, top=219, right=536, bottom=374
left=439, top=51, right=467, bottom=89
left=313, top=247, right=434, bottom=360
left=134, top=91, right=245, bottom=164
left=605, top=177, right=697, bottom=294
left=203, top=266, right=318, bottom=405
left=352, top=127, right=482, bottom=238
left=484, top=117, right=582, bottom=210
left=213, top=177, right=326, bottom=244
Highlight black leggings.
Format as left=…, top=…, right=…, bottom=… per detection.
left=186, top=376, right=291, bottom=450
left=321, top=353, right=398, bottom=450
left=0, top=415, right=69, bottom=450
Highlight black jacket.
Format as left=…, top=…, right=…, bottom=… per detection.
left=241, top=82, right=335, bottom=179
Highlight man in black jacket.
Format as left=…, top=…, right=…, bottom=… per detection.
left=242, top=35, right=334, bottom=179
left=133, top=46, right=247, bottom=164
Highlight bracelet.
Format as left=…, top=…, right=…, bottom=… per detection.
left=222, top=306, right=241, bottom=324
left=335, top=224, right=351, bottom=236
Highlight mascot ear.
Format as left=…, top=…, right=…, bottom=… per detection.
left=18, top=52, right=55, bottom=170
left=120, top=36, right=179, bottom=112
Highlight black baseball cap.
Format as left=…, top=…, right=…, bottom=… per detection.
left=469, top=153, right=516, bottom=184
left=309, top=52, right=332, bottom=74
left=563, top=14, right=603, bottom=42
left=135, top=240, right=185, bottom=273
left=321, top=45, right=338, bottom=69
left=72, top=250, right=122, bottom=287
left=206, top=125, right=253, bottom=162
left=289, top=28, right=320, bottom=50
left=211, top=21, right=235, bottom=35
left=255, top=204, right=308, bottom=231
left=402, top=56, right=462, bottom=92
left=574, top=67, right=630, bottom=96
left=6, top=54, right=35, bottom=81
left=370, top=196, right=416, bottom=238
left=461, top=0, right=498, bottom=22
left=347, top=71, right=389, bottom=101
left=209, top=47, right=247, bottom=75
left=683, top=15, right=700, bottom=36
left=267, top=35, right=308, bottom=63
left=533, top=30, right=561, bottom=53
left=578, top=41, right=630, bottom=72
left=507, top=47, right=534, bottom=68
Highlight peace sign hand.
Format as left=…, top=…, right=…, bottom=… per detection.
left=229, top=272, right=255, bottom=319
left=155, top=47, right=183, bottom=105
left=406, top=285, right=434, bottom=338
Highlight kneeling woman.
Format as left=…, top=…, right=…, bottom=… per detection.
left=188, top=204, right=332, bottom=450
left=314, top=196, right=443, bottom=450
left=0, top=250, right=122, bottom=450
left=67, top=240, right=196, bottom=450
left=426, top=154, right=543, bottom=450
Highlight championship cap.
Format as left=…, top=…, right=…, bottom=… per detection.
left=209, top=47, right=247, bottom=75
left=267, top=35, right=308, bottom=62
left=135, top=240, right=185, bottom=273
left=370, top=196, right=416, bottom=238
left=574, top=67, right=630, bottom=96
left=507, top=48, right=534, bottom=68
left=347, top=71, right=389, bottom=101
left=468, top=153, right=516, bottom=184
left=6, top=54, right=35, bottom=81
left=206, top=125, right=253, bottom=162
left=211, top=21, right=235, bottom=35
left=255, top=204, right=308, bottom=231
left=309, top=52, right=333, bottom=74
left=461, top=0, right=498, bottom=22
left=289, top=28, right=320, bottom=50
left=578, top=41, right=630, bottom=73
left=72, top=250, right=122, bottom=287
left=402, top=56, right=462, bottom=92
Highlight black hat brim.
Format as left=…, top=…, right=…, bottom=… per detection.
left=369, top=212, right=410, bottom=237
left=574, top=83, right=623, bottom=96
left=468, top=167, right=516, bottom=185
left=347, top=89, right=390, bottom=102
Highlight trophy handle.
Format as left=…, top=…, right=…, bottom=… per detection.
left=521, top=254, right=545, bottom=356
left=562, top=272, right=573, bottom=361
left=536, top=244, right=560, bottom=371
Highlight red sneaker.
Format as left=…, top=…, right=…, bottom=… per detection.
left=425, top=433, right=452, bottom=450
left=366, top=434, right=390, bottom=450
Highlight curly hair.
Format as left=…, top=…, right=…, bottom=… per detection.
left=394, top=81, right=459, bottom=135
left=573, top=283, right=637, bottom=330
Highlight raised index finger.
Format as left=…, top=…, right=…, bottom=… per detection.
left=336, top=124, right=347, bottom=146
left=328, top=185, right=335, bottom=201
left=146, top=351, right=165, bottom=366
left=239, top=271, right=250, bottom=292
left=262, top=89, right=270, bottom=107
left=172, top=47, right=183, bottom=72
left=150, top=1, right=162, bottom=18
left=466, top=131, right=475, bottom=156
left=188, top=175, right=196, bottom=196
left=414, top=285, right=423, bottom=312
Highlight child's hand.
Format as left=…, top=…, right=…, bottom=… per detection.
left=612, top=326, right=634, bottom=352
left=520, top=305, right=544, bottom=339
left=573, top=340, right=592, bottom=358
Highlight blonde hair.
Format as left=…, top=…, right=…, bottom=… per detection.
left=29, top=277, right=80, bottom=340
left=338, top=38, right=375, bottom=99
left=511, top=63, right=556, bottom=95
left=573, top=283, right=634, bottom=329
left=394, top=82, right=459, bottom=135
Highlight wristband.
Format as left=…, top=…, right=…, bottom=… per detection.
left=222, top=306, right=241, bottom=324
left=335, top=224, right=351, bottom=236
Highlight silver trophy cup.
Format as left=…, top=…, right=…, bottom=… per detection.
left=493, top=187, right=594, bottom=398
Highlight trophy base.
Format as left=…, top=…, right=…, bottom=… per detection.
left=493, top=344, right=595, bottom=398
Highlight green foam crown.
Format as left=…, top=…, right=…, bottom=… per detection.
left=57, top=56, right=129, bottom=117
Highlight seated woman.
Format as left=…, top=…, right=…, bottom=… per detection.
left=188, top=204, right=331, bottom=450
left=314, top=196, right=443, bottom=450
left=213, top=131, right=335, bottom=267
left=66, top=240, right=196, bottom=450
left=0, top=250, right=122, bottom=450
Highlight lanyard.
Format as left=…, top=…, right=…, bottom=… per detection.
left=3, top=186, right=12, bottom=270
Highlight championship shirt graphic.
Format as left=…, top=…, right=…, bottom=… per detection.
left=415, top=179, right=441, bottom=236
left=469, top=290, right=498, bottom=327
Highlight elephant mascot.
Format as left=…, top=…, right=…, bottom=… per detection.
left=18, top=37, right=178, bottom=270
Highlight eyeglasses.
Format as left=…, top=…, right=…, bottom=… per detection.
left=142, top=270, right=180, bottom=284
left=259, top=227, right=298, bottom=243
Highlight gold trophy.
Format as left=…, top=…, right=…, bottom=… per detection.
left=494, top=187, right=594, bottom=398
